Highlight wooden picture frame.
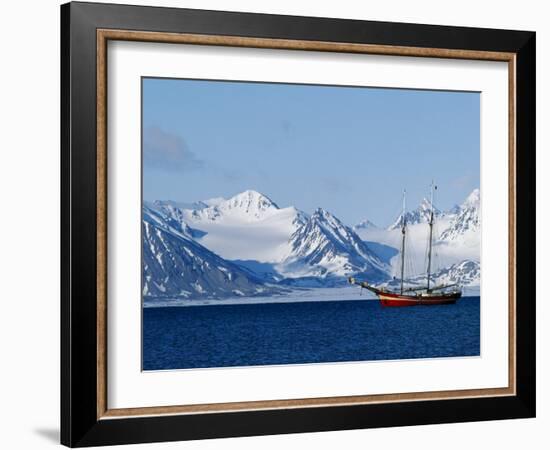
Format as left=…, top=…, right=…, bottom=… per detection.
left=61, top=2, right=535, bottom=447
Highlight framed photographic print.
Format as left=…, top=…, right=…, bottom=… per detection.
left=61, top=2, right=536, bottom=447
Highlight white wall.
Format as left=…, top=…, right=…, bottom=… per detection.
left=0, top=1, right=546, bottom=449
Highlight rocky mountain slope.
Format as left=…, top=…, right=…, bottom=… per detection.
left=142, top=208, right=279, bottom=299
left=280, top=208, right=388, bottom=281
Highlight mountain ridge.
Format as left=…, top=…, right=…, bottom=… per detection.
left=439, top=188, right=480, bottom=241
left=143, top=188, right=480, bottom=299
left=388, top=197, right=442, bottom=230
left=142, top=208, right=281, bottom=300
left=280, top=208, right=388, bottom=281
left=186, top=190, right=282, bottom=223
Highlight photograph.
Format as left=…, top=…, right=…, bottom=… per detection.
left=141, top=78, right=481, bottom=371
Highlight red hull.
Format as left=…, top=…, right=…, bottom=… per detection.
left=378, top=291, right=461, bottom=307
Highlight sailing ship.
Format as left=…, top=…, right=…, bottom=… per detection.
left=349, top=182, right=462, bottom=307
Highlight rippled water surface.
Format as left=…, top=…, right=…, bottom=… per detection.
left=143, top=296, right=480, bottom=370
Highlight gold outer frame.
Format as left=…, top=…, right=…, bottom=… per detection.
left=96, top=29, right=516, bottom=420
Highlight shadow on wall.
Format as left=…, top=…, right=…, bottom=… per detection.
left=34, top=428, right=59, bottom=444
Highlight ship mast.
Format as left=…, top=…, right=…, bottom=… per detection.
left=426, top=181, right=436, bottom=292
left=400, top=190, right=407, bottom=295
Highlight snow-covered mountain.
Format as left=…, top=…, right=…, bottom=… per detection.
left=147, top=190, right=308, bottom=262
left=430, top=260, right=480, bottom=287
left=447, top=204, right=462, bottom=215
left=381, top=259, right=480, bottom=291
left=150, top=199, right=209, bottom=212
left=202, top=196, right=225, bottom=207
left=144, top=204, right=206, bottom=239
left=355, top=189, right=480, bottom=271
left=186, top=190, right=282, bottom=223
left=388, top=198, right=442, bottom=230
left=439, top=189, right=480, bottom=241
left=142, top=208, right=278, bottom=299
left=280, top=208, right=388, bottom=280
left=354, top=219, right=378, bottom=230
left=143, top=188, right=479, bottom=298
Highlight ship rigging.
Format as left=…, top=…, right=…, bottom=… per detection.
left=349, top=182, right=462, bottom=307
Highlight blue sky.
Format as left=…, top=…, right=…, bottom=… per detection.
left=142, top=78, right=479, bottom=227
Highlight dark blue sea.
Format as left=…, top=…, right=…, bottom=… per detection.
left=143, top=296, right=480, bottom=370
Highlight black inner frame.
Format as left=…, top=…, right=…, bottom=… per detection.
left=61, top=2, right=535, bottom=447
